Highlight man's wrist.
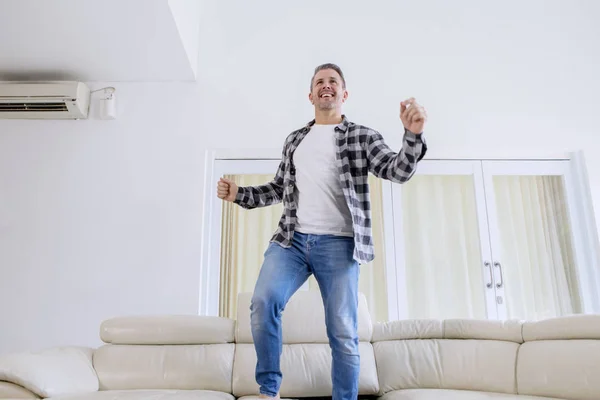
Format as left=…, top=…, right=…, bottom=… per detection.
left=404, top=128, right=424, bottom=141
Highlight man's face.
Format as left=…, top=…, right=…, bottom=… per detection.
left=309, top=69, right=347, bottom=111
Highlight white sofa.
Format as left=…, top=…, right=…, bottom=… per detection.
left=2, top=291, right=600, bottom=400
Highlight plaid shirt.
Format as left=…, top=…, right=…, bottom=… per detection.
left=234, top=115, right=427, bottom=264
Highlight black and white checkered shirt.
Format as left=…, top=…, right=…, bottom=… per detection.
left=234, top=115, right=427, bottom=264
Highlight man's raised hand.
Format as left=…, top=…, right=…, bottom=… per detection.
left=400, top=97, right=427, bottom=134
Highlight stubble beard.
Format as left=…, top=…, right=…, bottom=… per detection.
left=317, top=97, right=337, bottom=111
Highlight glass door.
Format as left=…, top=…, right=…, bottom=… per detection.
left=391, top=160, right=498, bottom=319
left=481, top=160, right=585, bottom=320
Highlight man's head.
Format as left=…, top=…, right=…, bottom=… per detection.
left=309, top=63, right=348, bottom=112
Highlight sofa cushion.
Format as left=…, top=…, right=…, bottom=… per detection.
left=374, top=339, right=519, bottom=395
left=378, top=388, right=564, bottom=399
left=0, top=346, right=98, bottom=398
left=522, top=314, right=600, bottom=341
left=517, top=339, right=600, bottom=400
left=443, top=319, right=523, bottom=343
left=51, top=389, right=235, bottom=400
left=232, top=342, right=379, bottom=397
left=93, top=344, right=234, bottom=392
left=372, top=319, right=523, bottom=343
left=0, top=381, right=40, bottom=398
left=100, top=315, right=235, bottom=345
left=235, top=291, right=373, bottom=343
left=373, top=320, right=443, bottom=342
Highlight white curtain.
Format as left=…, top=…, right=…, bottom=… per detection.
left=401, top=175, right=488, bottom=319
left=493, top=175, right=581, bottom=320
left=219, top=174, right=283, bottom=319
left=400, top=174, right=581, bottom=321
left=219, top=174, right=389, bottom=321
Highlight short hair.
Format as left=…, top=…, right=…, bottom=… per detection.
left=311, top=63, right=346, bottom=90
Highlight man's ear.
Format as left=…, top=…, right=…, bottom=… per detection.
left=308, top=92, right=314, bottom=104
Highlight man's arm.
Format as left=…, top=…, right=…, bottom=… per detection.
left=233, top=159, right=285, bottom=209
left=366, top=97, right=428, bottom=183
left=217, top=137, right=290, bottom=209
left=366, top=129, right=427, bottom=183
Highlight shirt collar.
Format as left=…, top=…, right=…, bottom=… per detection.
left=303, top=114, right=351, bottom=133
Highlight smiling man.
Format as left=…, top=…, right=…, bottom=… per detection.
left=217, top=63, right=428, bottom=400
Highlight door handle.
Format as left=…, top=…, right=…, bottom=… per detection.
left=484, top=261, right=493, bottom=288
left=494, top=261, right=504, bottom=288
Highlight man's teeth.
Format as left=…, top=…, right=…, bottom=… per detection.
left=321, top=93, right=333, bottom=98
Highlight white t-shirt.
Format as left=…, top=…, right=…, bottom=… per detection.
left=292, top=124, right=353, bottom=237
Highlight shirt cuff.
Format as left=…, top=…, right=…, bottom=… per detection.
left=233, top=187, right=245, bottom=205
left=404, top=128, right=424, bottom=142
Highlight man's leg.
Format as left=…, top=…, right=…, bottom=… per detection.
left=250, top=233, right=311, bottom=398
left=309, top=235, right=360, bottom=400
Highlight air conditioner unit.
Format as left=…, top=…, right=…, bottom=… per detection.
left=0, top=81, right=91, bottom=120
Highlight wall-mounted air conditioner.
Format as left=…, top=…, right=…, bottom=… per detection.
left=0, top=81, right=90, bottom=120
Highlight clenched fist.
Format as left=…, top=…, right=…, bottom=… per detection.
left=400, top=97, right=427, bottom=134
left=217, top=177, right=238, bottom=202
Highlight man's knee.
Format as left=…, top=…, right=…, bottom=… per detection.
left=250, top=287, right=287, bottom=324
left=327, top=314, right=360, bottom=355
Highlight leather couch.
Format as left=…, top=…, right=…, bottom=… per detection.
left=1, top=291, right=600, bottom=400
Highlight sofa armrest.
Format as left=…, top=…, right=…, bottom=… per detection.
left=0, top=346, right=99, bottom=398
left=0, top=381, right=40, bottom=399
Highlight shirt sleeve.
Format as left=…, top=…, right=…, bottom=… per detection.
left=233, top=140, right=288, bottom=209
left=366, top=129, right=427, bottom=183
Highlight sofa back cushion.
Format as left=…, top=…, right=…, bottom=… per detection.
left=372, top=319, right=523, bottom=395
left=100, top=315, right=235, bottom=345
left=94, top=315, right=236, bottom=392
left=517, top=315, right=600, bottom=400
left=93, top=344, right=235, bottom=392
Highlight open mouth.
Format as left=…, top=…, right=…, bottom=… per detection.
left=320, top=92, right=334, bottom=99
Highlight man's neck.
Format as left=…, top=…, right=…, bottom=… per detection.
left=314, top=109, right=343, bottom=125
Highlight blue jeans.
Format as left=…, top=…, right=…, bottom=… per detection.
left=250, top=232, right=360, bottom=400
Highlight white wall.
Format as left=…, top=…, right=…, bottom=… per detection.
left=0, top=0, right=599, bottom=355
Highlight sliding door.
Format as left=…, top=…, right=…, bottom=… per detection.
left=482, top=160, right=583, bottom=320
left=391, top=160, right=497, bottom=319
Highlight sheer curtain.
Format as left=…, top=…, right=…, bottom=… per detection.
left=401, top=175, right=488, bottom=319
left=400, top=173, right=581, bottom=320
left=219, top=174, right=283, bottom=319
left=493, top=175, right=582, bottom=320
left=219, top=174, right=389, bottom=321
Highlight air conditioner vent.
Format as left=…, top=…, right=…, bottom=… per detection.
left=0, top=102, right=69, bottom=112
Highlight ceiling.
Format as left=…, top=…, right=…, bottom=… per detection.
left=0, top=0, right=201, bottom=82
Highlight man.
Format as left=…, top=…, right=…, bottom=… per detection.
left=216, top=63, right=427, bottom=400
